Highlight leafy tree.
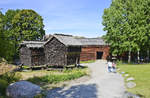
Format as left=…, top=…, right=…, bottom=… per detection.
left=11, top=9, right=45, bottom=42
left=0, top=9, right=45, bottom=61
left=0, top=11, right=14, bottom=61
left=0, top=11, right=5, bottom=58
left=10, top=9, right=45, bottom=59
left=5, top=9, right=20, bottom=34
left=102, top=0, right=150, bottom=63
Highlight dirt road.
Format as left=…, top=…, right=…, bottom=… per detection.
left=46, top=60, right=125, bottom=98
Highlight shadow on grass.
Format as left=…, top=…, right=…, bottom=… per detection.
left=46, top=84, right=98, bottom=98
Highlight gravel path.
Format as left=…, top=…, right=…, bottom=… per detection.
left=46, top=60, right=126, bottom=98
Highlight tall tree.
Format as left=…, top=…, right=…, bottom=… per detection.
left=0, top=11, right=14, bottom=61
left=10, top=9, right=45, bottom=59
left=102, top=0, right=149, bottom=63
left=11, top=9, right=45, bottom=42
left=5, top=9, right=20, bottom=34
left=0, top=11, right=5, bottom=58
left=0, top=9, right=45, bottom=61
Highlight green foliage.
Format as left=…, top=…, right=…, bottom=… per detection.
left=27, top=68, right=88, bottom=85
left=0, top=72, right=21, bottom=96
left=11, top=9, right=45, bottom=41
left=0, top=79, right=8, bottom=95
left=116, top=60, right=122, bottom=66
left=1, top=72, right=21, bottom=84
left=0, top=9, right=45, bottom=61
left=80, top=60, right=95, bottom=64
left=102, top=0, right=150, bottom=61
left=34, top=90, right=46, bottom=98
left=22, top=65, right=30, bottom=69
left=0, top=11, right=14, bottom=61
left=34, top=93, right=44, bottom=98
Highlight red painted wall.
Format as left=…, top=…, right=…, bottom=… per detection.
left=80, top=45, right=110, bottom=61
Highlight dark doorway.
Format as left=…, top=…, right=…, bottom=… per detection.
left=97, top=52, right=103, bottom=59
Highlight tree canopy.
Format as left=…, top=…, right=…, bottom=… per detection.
left=0, top=9, right=45, bottom=62
left=102, top=0, right=150, bottom=62
left=11, top=9, right=45, bottom=42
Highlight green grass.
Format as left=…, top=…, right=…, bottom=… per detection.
left=80, top=60, right=95, bottom=64
left=26, top=68, right=89, bottom=86
left=0, top=67, right=89, bottom=97
left=118, top=63, right=150, bottom=98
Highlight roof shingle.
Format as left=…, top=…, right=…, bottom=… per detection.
left=20, top=41, right=45, bottom=48
left=76, top=38, right=107, bottom=46
left=20, top=34, right=108, bottom=48
left=53, top=34, right=82, bottom=46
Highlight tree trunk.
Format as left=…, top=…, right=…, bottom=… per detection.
left=147, top=50, right=149, bottom=62
left=137, top=50, right=140, bottom=63
left=128, top=49, right=131, bottom=63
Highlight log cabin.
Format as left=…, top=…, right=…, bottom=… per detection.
left=20, top=34, right=81, bottom=66
left=44, top=34, right=81, bottom=67
left=19, top=34, right=109, bottom=66
left=19, top=41, right=45, bottom=66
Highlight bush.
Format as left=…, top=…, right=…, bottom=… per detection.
left=0, top=79, right=8, bottom=95
left=116, top=60, right=123, bottom=66
left=1, top=72, right=21, bottom=84
left=0, top=72, right=21, bottom=96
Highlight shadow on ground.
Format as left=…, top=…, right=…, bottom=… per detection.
left=46, top=84, right=98, bottom=98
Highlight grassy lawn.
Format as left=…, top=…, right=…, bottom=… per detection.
left=118, top=63, right=150, bottom=98
left=80, top=60, right=95, bottom=64
left=0, top=66, right=89, bottom=97
left=18, top=67, right=89, bottom=89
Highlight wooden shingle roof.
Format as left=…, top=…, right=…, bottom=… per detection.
left=53, top=34, right=82, bottom=46
left=20, top=34, right=108, bottom=48
left=76, top=38, right=107, bottom=46
left=20, top=41, right=45, bottom=48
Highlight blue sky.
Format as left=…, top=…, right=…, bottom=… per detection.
left=0, top=0, right=111, bottom=38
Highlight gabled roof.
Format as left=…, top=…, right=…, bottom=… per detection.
left=76, top=38, right=107, bottom=46
left=20, top=34, right=108, bottom=48
left=20, top=41, right=45, bottom=48
left=53, top=34, right=82, bottom=46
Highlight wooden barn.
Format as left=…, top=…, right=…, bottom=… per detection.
left=44, top=34, right=81, bottom=66
left=19, top=41, right=45, bottom=66
left=76, top=38, right=110, bottom=61
left=19, top=34, right=81, bottom=66
left=19, top=34, right=110, bottom=66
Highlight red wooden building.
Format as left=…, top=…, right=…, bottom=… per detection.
left=77, top=38, right=110, bottom=61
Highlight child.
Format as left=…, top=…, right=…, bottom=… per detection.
left=112, top=61, right=116, bottom=73
left=107, top=60, right=112, bottom=72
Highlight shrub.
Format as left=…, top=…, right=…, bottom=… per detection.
left=34, top=94, right=43, bottom=98
left=116, top=60, right=123, bottom=66
left=1, top=72, right=22, bottom=84
left=0, top=72, right=21, bottom=96
left=0, top=79, right=8, bottom=95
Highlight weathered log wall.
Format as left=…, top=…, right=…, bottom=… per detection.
left=31, top=48, right=45, bottom=66
left=20, top=46, right=32, bottom=66
left=80, top=45, right=110, bottom=61
left=67, top=46, right=81, bottom=65
left=44, top=37, right=67, bottom=66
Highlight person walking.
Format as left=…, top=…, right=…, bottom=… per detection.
left=107, top=60, right=112, bottom=72
left=112, top=61, right=116, bottom=73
